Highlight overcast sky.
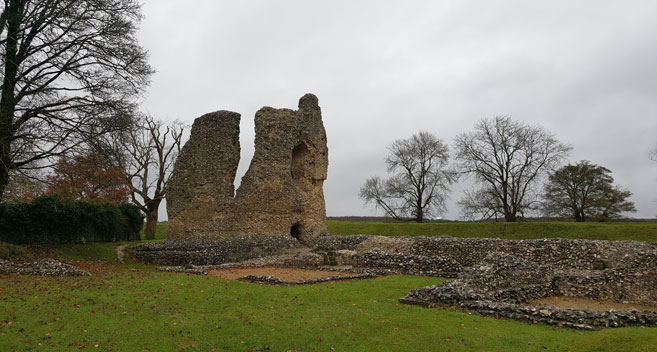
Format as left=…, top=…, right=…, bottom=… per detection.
left=139, top=0, right=657, bottom=220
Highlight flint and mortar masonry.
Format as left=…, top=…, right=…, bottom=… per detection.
left=166, top=94, right=328, bottom=242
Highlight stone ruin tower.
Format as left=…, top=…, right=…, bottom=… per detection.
left=166, top=94, right=328, bottom=243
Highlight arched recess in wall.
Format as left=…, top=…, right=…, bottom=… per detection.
left=290, top=222, right=301, bottom=239
left=291, top=142, right=311, bottom=180
left=290, top=142, right=314, bottom=216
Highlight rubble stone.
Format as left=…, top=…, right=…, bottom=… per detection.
left=0, top=258, right=90, bottom=276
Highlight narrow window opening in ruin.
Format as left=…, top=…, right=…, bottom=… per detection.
left=291, top=143, right=310, bottom=179
left=290, top=222, right=301, bottom=239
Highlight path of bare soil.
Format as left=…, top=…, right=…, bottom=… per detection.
left=116, top=245, right=127, bottom=263
left=207, top=266, right=356, bottom=282
left=528, top=296, right=657, bottom=312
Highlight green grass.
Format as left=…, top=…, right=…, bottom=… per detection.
left=0, top=242, right=35, bottom=262
left=150, top=221, right=657, bottom=242
left=327, top=220, right=657, bottom=242
left=2, top=271, right=656, bottom=351
left=2, top=221, right=657, bottom=351
left=23, top=241, right=149, bottom=269
left=140, top=221, right=169, bottom=241
left=2, top=221, right=168, bottom=264
left=26, top=242, right=127, bottom=263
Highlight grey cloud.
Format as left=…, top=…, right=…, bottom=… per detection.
left=140, top=0, right=657, bottom=219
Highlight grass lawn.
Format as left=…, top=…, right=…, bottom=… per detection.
left=140, top=222, right=169, bottom=241
left=327, top=220, right=657, bottom=242
left=2, top=221, right=657, bottom=351
left=2, top=267, right=657, bottom=351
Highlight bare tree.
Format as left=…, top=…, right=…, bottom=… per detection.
left=454, top=116, right=572, bottom=222
left=360, top=131, right=455, bottom=223
left=458, top=187, right=506, bottom=221
left=109, top=115, right=184, bottom=239
left=542, top=161, right=636, bottom=222
left=0, top=0, right=152, bottom=202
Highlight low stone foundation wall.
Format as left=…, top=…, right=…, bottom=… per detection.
left=128, top=234, right=303, bottom=266
left=400, top=296, right=657, bottom=329
left=400, top=250, right=657, bottom=329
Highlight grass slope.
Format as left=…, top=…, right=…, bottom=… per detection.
left=327, top=221, right=657, bottom=242
left=2, top=270, right=656, bottom=351
left=0, top=242, right=35, bottom=262
left=140, top=222, right=169, bottom=241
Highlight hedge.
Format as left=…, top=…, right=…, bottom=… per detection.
left=0, top=195, right=144, bottom=244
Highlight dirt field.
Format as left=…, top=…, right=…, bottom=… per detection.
left=207, top=266, right=356, bottom=282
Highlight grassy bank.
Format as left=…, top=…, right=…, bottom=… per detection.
left=0, top=240, right=149, bottom=268
left=140, top=222, right=168, bottom=241
left=327, top=220, right=657, bottom=242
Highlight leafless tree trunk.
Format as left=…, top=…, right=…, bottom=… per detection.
left=454, top=116, right=571, bottom=222
left=458, top=187, right=505, bottom=222
left=0, top=0, right=152, bottom=202
left=108, top=115, right=184, bottom=239
left=360, top=131, right=455, bottom=223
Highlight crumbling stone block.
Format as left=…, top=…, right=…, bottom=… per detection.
left=166, top=94, right=328, bottom=243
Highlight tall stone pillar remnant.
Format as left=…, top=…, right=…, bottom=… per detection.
left=166, top=94, right=328, bottom=243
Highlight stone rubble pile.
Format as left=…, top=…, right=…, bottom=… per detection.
left=238, top=273, right=375, bottom=286
left=0, top=258, right=90, bottom=276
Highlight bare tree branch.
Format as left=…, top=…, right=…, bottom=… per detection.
left=101, top=114, right=184, bottom=239
left=360, top=131, right=455, bottom=222
left=455, top=116, right=571, bottom=222
left=0, top=0, right=152, bottom=202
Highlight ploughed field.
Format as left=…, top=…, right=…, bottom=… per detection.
left=1, top=221, right=657, bottom=351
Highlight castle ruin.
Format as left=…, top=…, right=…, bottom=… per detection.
left=166, top=94, right=328, bottom=242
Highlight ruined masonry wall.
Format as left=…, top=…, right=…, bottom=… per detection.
left=166, top=94, right=328, bottom=242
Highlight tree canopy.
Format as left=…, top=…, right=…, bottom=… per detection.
left=542, top=161, right=636, bottom=221
left=0, top=0, right=152, bottom=202
left=360, top=131, right=455, bottom=222
left=46, top=153, right=129, bottom=204
left=454, top=116, right=572, bottom=222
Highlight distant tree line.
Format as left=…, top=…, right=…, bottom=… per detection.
left=361, top=116, right=645, bottom=223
